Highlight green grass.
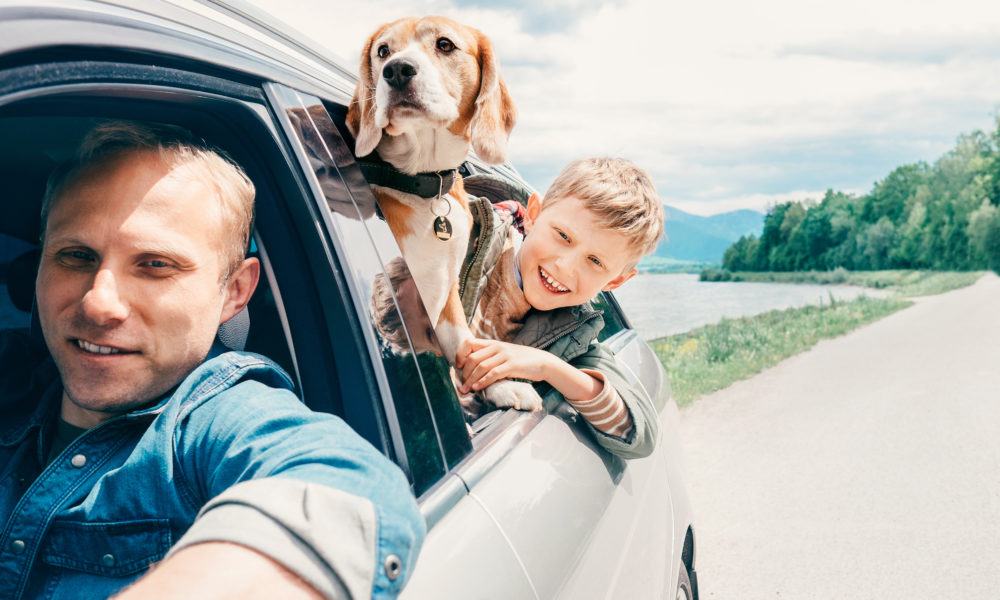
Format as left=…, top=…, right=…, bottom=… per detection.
left=700, top=268, right=984, bottom=297
left=651, top=295, right=911, bottom=407
left=638, top=256, right=718, bottom=274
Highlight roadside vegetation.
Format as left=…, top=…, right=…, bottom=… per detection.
left=638, top=256, right=716, bottom=274
left=718, top=117, right=1000, bottom=275
left=653, top=295, right=911, bottom=406
left=699, top=268, right=984, bottom=297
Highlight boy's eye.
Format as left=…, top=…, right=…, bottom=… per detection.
left=589, top=256, right=604, bottom=267
left=556, top=229, right=569, bottom=242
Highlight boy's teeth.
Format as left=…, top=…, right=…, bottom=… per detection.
left=540, top=268, right=569, bottom=292
left=77, top=340, right=122, bottom=355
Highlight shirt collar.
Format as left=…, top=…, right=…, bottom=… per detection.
left=512, top=233, right=524, bottom=291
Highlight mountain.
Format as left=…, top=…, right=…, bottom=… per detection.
left=652, top=205, right=764, bottom=263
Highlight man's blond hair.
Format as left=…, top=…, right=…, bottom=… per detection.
left=42, top=120, right=255, bottom=283
left=543, top=157, right=665, bottom=264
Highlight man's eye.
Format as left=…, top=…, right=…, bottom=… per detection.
left=377, top=44, right=390, bottom=59
left=140, top=259, right=173, bottom=271
left=56, top=249, right=96, bottom=267
left=436, top=37, right=456, bottom=53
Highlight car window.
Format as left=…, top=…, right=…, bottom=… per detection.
left=594, top=291, right=630, bottom=342
left=268, top=86, right=472, bottom=495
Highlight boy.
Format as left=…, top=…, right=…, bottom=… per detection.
left=455, top=157, right=665, bottom=459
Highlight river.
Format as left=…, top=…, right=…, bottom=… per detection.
left=612, top=273, right=886, bottom=340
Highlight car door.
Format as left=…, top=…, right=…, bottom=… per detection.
left=267, top=84, right=539, bottom=598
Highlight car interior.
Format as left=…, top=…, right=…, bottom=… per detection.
left=0, top=112, right=297, bottom=390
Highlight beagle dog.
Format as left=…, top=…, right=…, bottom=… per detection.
left=347, top=16, right=542, bottom=411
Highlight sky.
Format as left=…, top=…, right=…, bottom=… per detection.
left=248, top=0, right=1000, bottom=215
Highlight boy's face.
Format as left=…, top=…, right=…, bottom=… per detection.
left=518, top=194, right=638, bottom=311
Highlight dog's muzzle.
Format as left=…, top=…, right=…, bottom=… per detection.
left=383, top=59, right=418, bottom=90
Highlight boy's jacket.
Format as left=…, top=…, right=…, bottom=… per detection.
left=456, top=181, right=659, bottom=459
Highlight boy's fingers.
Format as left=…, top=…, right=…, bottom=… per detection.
left=463, top=355, right=505, bottom=392
left=455, top=338, right=483, bottom=368
left=472, top=365, right=508, bottom=391
left=461, top=346, right=498, bottom=382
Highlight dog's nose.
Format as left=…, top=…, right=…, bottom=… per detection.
left=382, top=59, right=418, bottom=90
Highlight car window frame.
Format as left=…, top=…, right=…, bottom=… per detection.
left=0, top=58, right=399, bottom=454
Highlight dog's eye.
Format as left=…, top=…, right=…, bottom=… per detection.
left=436, top=37, right=456, bottom=53
left=377, top=44, right=390, bottom=59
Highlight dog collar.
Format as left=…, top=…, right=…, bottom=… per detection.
left=357, top=159, right=458, bottom=199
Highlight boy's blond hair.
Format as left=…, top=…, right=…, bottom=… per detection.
left=543, top=157, right=665, bottom=264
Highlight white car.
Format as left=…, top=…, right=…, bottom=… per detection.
left=0, top=1, right=698, bottom=597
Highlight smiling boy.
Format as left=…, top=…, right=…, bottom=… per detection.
left=456, top=157, right=665, bottom=458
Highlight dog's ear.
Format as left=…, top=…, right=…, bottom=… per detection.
left=347, top=32, right=383, bottom=158
left=470, top=30, right=517, bottom=165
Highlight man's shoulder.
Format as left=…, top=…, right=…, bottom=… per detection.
left=168, top=348, right=297, bottom=416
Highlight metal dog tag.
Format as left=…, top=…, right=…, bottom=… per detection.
left=433, top=216, right=453, bottom=241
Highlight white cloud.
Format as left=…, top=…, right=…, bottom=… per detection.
left=248, top=0, right=1000, bottom=215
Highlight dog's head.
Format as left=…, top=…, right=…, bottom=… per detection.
left=347, top=16, right=516, bottom=167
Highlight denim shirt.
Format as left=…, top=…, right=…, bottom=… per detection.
left=0, top=337, right=425, bottom=599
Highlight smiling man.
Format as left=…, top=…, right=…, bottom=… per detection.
left=0, top=121, right=423, bottom=600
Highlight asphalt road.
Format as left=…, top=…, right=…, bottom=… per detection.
left=679, top=273, right=1000, bottom=599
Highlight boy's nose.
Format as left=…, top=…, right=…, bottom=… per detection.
left=80, top=269, right=130, bottom=325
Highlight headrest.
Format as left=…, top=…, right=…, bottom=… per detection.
left=6, top=249, right=40, bottom=313
left=216, top=307, right=250, bottom=351
left=462, top=173, right=533, bottom=207
left=1, top=159, right=52, bottom=244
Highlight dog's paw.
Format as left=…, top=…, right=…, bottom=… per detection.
left=481, top=380, right=543, bottom=412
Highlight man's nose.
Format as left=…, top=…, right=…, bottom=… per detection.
left=382, top=59, right=418, bottom=90
left=80, top=269, right=130, bottom=325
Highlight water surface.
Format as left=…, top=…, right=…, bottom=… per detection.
left=613, top=273, right=885, bottom=340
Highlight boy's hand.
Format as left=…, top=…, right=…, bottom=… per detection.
left=455, top=338, right=553, bottom=394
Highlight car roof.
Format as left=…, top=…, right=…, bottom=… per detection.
left=0, top=0, right=358, bottom=103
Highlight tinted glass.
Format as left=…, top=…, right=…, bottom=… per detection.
left=594, top=291, right=629, bottom=342
left=271, top=87, right=471, bottom=495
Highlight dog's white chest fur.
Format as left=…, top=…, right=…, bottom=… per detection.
left=380, top=188, right=471, bottom=326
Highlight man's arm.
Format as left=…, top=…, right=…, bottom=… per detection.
left=114, top=542, right=323, bottom=600
left=163, top=373, right=425, bottom=599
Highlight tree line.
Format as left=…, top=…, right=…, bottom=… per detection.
left=722, top=117, right=1000, bottom=273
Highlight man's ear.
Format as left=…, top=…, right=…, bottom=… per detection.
left=470, top=30, right=516, bottom=164
left=346, top=30, right=384, bottom=158
left=524, top=192, right=542, bottom=233
left=602, top=266, right=637, bottom=292
left=220, top=257, right=260, bottom=325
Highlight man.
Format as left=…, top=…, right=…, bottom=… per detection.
left=0, top=121, right=424, bottom=599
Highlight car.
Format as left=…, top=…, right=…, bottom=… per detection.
left=0, top=1, right=698, bottom=598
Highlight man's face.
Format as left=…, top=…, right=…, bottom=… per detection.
left=37, top=151, right=242, bottom=427
left=518, top=196, right=637, bottom=312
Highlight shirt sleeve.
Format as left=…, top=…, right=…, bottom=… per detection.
left=560, top=341, right=661, bottom=459
left=171, top=379, right=425, bottom=599
left=563, top=368, right=635, bottom=440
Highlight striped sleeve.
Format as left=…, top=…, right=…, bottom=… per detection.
left=564, top=368, right=635, bottom=440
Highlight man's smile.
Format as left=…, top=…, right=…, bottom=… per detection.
left=71, top=338, right=139, bottom=356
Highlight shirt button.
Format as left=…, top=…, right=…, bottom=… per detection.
left=102, top=554, right=116, bottom=567
left=71, top=454, right=87, bottom=468
left=384, top=554, right=402, bottom=580
left=10, top=539, right=26, bottom=554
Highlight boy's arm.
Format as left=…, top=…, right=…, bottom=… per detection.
left=457, top=338, right=656, bottom=456
left=538, top=357, right=635, bottom=440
